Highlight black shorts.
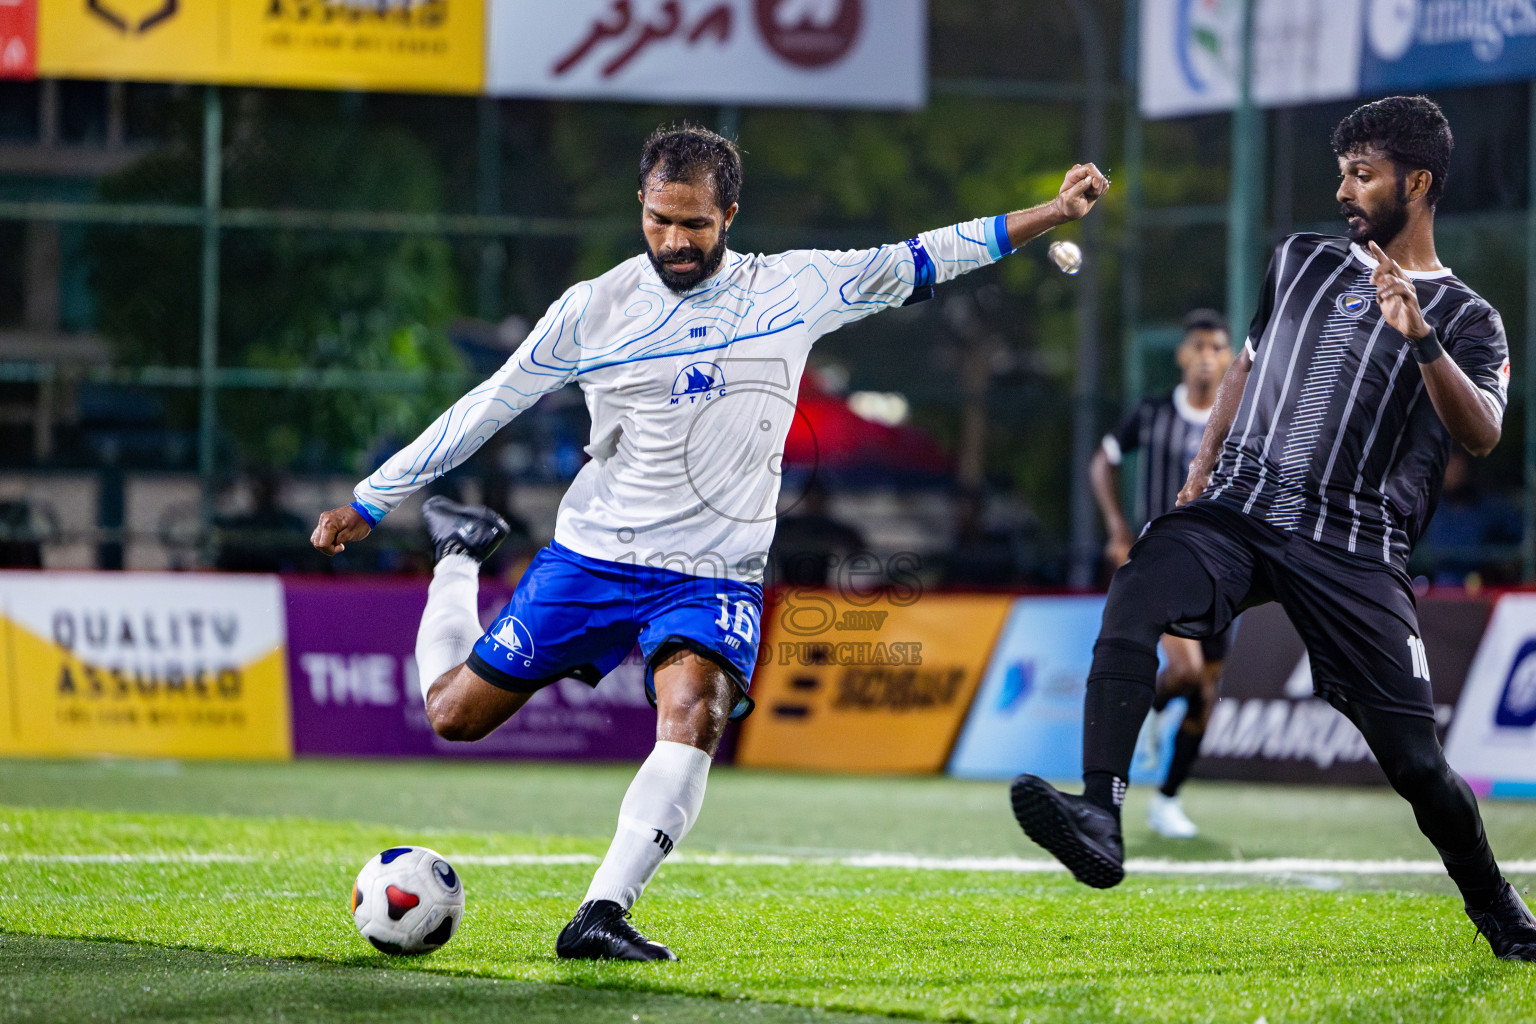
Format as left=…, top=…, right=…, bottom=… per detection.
left=1159, top=624, right=1235, bottom=663
left=1200, top=622, right=1236, bottom=664
left=1135, top=500, right=1431, bottom=719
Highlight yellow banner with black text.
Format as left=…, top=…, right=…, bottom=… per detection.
left=0, top=573, right=292, bottom=759
left=737, top=591, right=1012, bottom=773
left=36, top=0, right=483, bottom=93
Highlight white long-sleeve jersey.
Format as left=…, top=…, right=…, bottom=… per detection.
left=354, top=216, right=1019, bottom=581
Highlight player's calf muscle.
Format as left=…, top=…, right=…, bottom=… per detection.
left=426, top=666, right=527, bottom=742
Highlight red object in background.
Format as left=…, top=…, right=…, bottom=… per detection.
left=0, top=0, right=36, bottom=80
left=783, top=373, right=951, bottom=477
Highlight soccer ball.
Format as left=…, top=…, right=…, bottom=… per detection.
left=350, top=845, right=464, bottom=955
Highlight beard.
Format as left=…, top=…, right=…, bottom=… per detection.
left=1342, top=183, right=1409, bottom=247
left=647, top=234, right=729, bottom=293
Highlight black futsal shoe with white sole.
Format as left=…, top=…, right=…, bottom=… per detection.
left=1010, top=774, right=1125, bottom=889
left=422, top=496, right=509, bottom=564
left=1467, top=879, right=1536, bottom=961
left=555, top=900, right=678, bottom=961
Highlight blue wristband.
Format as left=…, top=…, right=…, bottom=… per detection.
left=349, top=500, right=380, bottom=528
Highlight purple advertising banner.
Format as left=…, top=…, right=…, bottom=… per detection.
left=282, top=577, right=662, bottom=761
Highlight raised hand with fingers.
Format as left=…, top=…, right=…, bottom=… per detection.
left=1368, top=240, right=1431, bottom=343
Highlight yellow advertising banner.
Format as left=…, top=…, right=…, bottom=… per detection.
left=0, top=573, right=292, bottom=760
left=37, top=0, right=483, bottom=94
left=37, top=0, right=222, bottom=83
left=737, top=591, right=1013, bottom=773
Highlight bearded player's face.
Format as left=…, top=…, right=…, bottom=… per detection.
left=639, top=174, right=738, bottom=293
left=1336, top=149, right=1411, bottom=247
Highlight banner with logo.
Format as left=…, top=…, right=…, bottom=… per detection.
left=1444, top=594, right=1536, bottom=796
left=37, top=0, right=484, bottom=94
left=0, top=0, right=36, bottom=79
left=947, top=595, right=1179, bottom=785
left=735, top=591, right=1011, bottom=773
left=283, top=578, right=662, bottom=761
left=1141, top=0, right=1536, bottom=120
left=0, top=572, right=292, bottom=759
left=486, top=0, right=925, bottom=108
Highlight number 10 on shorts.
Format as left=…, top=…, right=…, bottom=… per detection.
left=715, top=595, right=757, bottom=643
left=1407, top=635, right=1431, bottom=682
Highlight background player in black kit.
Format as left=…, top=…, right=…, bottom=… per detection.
left=1090, top=310, right=1233, bottom=838
left=1014, top=96, right=1536, bottom=961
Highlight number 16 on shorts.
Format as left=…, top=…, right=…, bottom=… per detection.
left=716, top=594, right=758, bottom=647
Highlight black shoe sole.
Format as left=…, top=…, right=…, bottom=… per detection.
left=1010, top=774, right=1125, bottom=889
left=555, top=941, right=677, bottom=962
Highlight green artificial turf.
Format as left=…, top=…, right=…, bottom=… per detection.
left=0, top=934, right=897, bottom=1024
left=5, top=756, right=1536, bottom=863
left=2, top=759, right=1536, bottom=1024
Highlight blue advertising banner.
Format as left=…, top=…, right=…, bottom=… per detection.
left=1141, top=0, right=1536, bottom=120
left=1361, top=2, right=1536, bottom=94
left=946, top=596, right=1176, bottom=784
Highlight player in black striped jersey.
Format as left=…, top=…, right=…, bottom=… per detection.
left=1090, top=310, right=1233, bottom=838
left=1015, top=96, right=1536, bottom=960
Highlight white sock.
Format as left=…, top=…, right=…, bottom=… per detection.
left=414, top=553, right=481, bottom=704
left=583, top=740, right=711, bottom=910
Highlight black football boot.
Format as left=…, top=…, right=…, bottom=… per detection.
left=555, top=900, right=677, bottom=961
left=421, top=496, right=509, bottom=564
left=1466, top=879, right=1536, bottom=961
left=1010, top=773, right=1126, bottom=889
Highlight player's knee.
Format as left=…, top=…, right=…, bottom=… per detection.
left=1161, top=658, right=1203, bottom=692
left=426, top=686, right=488, bottom=743
left=1380, top=748, right=1450, bottom=799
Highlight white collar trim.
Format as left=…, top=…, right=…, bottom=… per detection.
left=1173, top=384, right=1213, bottom=426
left=1349, top=242, right=1454, bottom=280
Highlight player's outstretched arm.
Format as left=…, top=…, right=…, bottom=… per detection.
left=1002, top=163, right=1110, bottom=250
left=1177, top=349, right=1252, bottom=506
left=791, top=162, right=1110, bottom=341
left=1368, top=241, right=1503, bottom=457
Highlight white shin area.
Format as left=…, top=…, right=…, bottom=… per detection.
left=414, top=553, right=481, bottom=704
left=583, top=740, right=712, bottom=910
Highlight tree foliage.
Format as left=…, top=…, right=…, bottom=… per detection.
left=90, top=90, right=462, bottom=472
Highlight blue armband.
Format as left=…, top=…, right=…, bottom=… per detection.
left=986, top=214, right=1014, bottom=260
left=902, top=236, right=936, bottom=306
left=349, top=500, right=382, bottom=528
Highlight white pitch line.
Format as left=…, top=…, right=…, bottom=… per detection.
left=453, top=852, right=1536, bottom=876
left=0, top=853, right=255, bottom=864
left=8, top=851, right=1536, bottom=877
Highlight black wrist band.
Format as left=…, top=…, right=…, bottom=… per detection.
left=1410, top=328, right=1444, bottom=364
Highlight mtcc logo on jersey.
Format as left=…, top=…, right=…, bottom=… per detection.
left=1496, top=638, right=1536, bottom=729
left=671, top=362, right=727, bottom=405
left=489, top=615, right=535, bottom=664
left=1337, top=292, right=1371, bottom=319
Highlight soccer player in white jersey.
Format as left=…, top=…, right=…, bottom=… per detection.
left=312, top=125, right=1108, bottom=960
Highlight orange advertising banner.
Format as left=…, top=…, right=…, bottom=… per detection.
left=737, top=591, right=1013, bottom=773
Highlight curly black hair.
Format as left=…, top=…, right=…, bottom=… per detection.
left=639, top=123, right=742, bottom=212
left=1331, top=95, right=1453, bottom=208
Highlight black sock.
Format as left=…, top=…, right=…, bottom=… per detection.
left=1081, top=641, right=1158, bottom=817
left=1160, top=728, right=1203, bottom=798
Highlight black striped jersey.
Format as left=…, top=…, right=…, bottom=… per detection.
left=1204, top=233, right=1510, bottom=571
left=1103, top=385, right=1211, bottom=529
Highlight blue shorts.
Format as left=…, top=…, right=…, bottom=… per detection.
left=467, top=541, right=762, bottom=719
